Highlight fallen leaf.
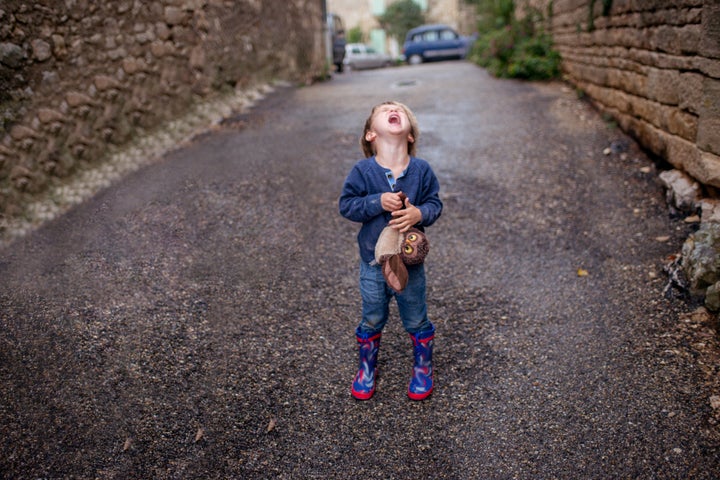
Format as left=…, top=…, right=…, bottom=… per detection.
left=684, top=215, right=700, bottom=223
left=640, top=166, right=652, bottom=173
left=122, top=438, right=132, bottom=452
left=655, top=236, right=671, bottom=242
left=195, top=427, right=204, bottom=442
left=577, top=268, right=589, bottom=277
left=267, top=418, right=277, bottom=433
left=603, top=147, right=611, bottom=155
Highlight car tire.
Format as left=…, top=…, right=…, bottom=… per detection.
left=408, top=54, right=423, bottom=65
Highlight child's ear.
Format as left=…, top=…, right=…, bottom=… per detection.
left=365, top=131, right=377, bottom=142
left=408, top=134, right=415, bottom=143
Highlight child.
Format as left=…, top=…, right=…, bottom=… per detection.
left=339, top=101, right=443, bottom=401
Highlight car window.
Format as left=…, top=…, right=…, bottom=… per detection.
left=440, top=30, right=458, bottom=40
left=366, top=47, right=377, bottom=54
left=352, top=47, right=362, bottom=54
left=411, top=33, right=422, bottom=42
left=423, top=31, right=439, bottom=42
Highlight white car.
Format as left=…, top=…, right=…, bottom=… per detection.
left=343, top=43, right=394, bottom=70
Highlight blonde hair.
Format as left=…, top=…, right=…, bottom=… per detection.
left=360, top=101, right=419, bottom=158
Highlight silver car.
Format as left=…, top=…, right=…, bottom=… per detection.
left=343, top=43, right=393, bottom=70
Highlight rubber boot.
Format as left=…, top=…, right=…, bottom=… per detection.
left=351, top=329, right=381, bottom=400
left=408, top=325, right=435, bottom=401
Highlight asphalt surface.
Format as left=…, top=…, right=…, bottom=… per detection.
left=1, top=61, right=719, bottom=479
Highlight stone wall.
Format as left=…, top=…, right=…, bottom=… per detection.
left=533, top=0, right=720, bottom=192
left=0, top=0, right=325, bottom=225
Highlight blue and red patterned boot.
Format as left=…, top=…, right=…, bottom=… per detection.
left=408, top=325, right=435, bottom=401
left=351, top=329, right=381, bottom=400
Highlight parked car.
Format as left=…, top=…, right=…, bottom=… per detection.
left=343, top=43, right=394, bottom=70
left=402, top=24, right=476, bottom=65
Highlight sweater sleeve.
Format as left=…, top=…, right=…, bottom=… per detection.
left=338, top=164, right=386, bottom=223
left=416, top=164, right=442, bottom=227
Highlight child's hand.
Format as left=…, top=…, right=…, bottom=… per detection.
left=389, top=199, right=422, bottom=232
left=381, top=192, right=406, bottom=212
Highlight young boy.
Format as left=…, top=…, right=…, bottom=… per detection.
left=339, top=101, right=443, bottom=400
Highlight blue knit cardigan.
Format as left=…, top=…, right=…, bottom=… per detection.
left=339, top=156, right=443, bottom=264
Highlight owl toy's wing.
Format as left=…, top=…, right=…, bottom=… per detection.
left=374, top=226, right=403, bottom=264
left=382, top=255, right=409, bottom=293
left=375, top=225, right=409, bottom=293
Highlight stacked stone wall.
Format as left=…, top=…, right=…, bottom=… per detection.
left=0, top=0, right=325, bottom=223
left=532, top=0, right=720, bottom=191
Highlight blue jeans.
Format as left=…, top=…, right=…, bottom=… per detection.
left=357, top=261, right=433, bottom=335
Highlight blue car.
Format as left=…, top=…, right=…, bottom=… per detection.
left=402, top=24, right=475, bottom=65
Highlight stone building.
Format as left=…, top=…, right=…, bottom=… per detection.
left=0, top=0, right=326, bottom=237
left=326, top=0, right=476, bottom=57
left=531, top=0, right=720, bottom=193
left=526, top=0, right=720, bottom=305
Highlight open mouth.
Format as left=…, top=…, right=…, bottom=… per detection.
left=388, top=113, right=401, bottom=125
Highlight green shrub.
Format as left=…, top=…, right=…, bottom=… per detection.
left=506, top=34, right=561, bottom=79
left=471, top=26, right=515, bottom=77
left=376, top=0, right=425, bottom=43
left=347, top=26, right=364, bottom=44
left=469, top=2, right=561, bottom=81
left=473, top=0, right=515, bottom=32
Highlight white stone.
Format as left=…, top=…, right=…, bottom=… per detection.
left=658, top=169, right=701, bottom=212
left=700, top=199, right=720, bottom=223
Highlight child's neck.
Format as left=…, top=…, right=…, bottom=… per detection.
left=375, top=142, right=410, bottom=175
left=375, top=151, right=410, bottom=177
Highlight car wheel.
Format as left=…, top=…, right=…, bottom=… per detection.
left=408, top=54, right=423, bottom=65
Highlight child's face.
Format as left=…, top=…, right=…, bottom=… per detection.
left=360, top=101, right=418, bottom=158
left=367, top=103, right=414, bottom=141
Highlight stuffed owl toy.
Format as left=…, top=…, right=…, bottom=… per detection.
left=374, top=225, right=429, bottom=294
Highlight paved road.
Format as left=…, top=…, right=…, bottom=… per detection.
left=1, top=61, right=719, bottom=478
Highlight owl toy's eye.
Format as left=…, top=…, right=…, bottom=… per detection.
left=403, top=244, right=414, bottom=255
left=407, top=233, right=418, bottom=242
